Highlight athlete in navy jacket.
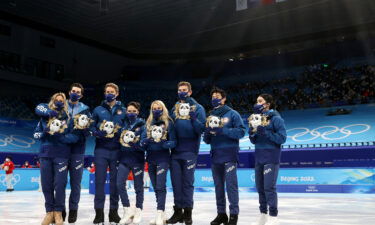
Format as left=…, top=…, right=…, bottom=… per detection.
left=91, top=83, right=126, bottom=225
left=167, top=81, right=206, bottom=225
left=249, top=94, right=286, bottom=225
left=117, top=101, right=146, bottom=225
left=35, top=83, right=91, bottom=223
left=34, top=93, right=79, bottom=225
left=140, top=100, right=176, bottom=225
left=203, top=87, right=246, bottom=225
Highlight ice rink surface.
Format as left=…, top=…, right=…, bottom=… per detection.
left=1, top=190, right=374, bottom=225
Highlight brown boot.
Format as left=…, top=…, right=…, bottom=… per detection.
left=54, top=211, right=64, bottom=225
left=41, top=212, right=54, bottom=225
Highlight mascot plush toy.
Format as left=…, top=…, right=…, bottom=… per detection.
left=248, top=114, right=270, bottom=133
left=147, top=125, right=167, bottom=143
left=99, top=120, right=121, bottom=138
left=174, top=103, right=196, bottom=120
left=120, top=130, right=139, bottom=147
left=47, top=118, right=67, bottom=135
left=73, top=114, right=93, bottom=130
left=206, top=116, right=224, bottom=129
left=205, top=115, right=225, bottom=135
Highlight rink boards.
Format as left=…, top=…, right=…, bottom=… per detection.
left=2, top=167, right=374, bottom=194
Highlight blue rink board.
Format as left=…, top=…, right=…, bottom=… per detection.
left=87, top=168, right=375, bottom=194
left=2, top=168, right=374, bottom=193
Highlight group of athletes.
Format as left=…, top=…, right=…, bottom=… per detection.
left=33, top=81, right=286, bottom=225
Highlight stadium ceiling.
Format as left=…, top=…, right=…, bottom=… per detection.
left=0, top=0, right=375, bottom=60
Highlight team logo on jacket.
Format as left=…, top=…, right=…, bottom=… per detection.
left=99, top=120, right=121, bottom=138
left=119, top=130, right=139, bottom=147
left=47, top=118, right=67, bottom=135
left=222, top=117, right=230, bottom=124
left=247, top=114, right=269, bottom=132
left=174, top=103, right=196, bottom=120
left=206, top=116, right=224, bottom=129
left=73, top=114, right=93, bottom=130
left=147, top=125, right=167, bottom=143
left=117, top=109, right=123, bottom=115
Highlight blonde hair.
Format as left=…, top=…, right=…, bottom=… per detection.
left=146, top=100, right=171, bottom=129
left=48, top=92, right=69, bottom=119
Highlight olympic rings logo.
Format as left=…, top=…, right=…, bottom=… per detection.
left=287, top=124, right=371, bottom=142
left=0, top=174, right=21, bottom=187
left=0, top=133, right=35, bottom=148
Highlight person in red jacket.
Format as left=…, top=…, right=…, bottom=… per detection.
left=127, top=171, right=134, bottom=190
left=143, top=162, right=150, bottom=188
left=1, top=156, right=15, bottom=192
left=87, top=162, right=96, bottom=173
left=21, top=161, right=33, bottom=168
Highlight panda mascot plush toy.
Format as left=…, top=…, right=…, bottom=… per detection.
left=47, top=118, right=68, bottom=135
left=205, top=115, right=225, bottom=135
left=73, top=114, right=93, bottom=130
left=174, top=103, right=197, bottom=120
left=147, top=124, right=167, bottom=143
left=99, top=120, right=121, bottom=138
left=206, top=115, right=223, bottom=128
left=119, top=130, right=139, bottom=147
left=248, top=113, right=270, bottom=133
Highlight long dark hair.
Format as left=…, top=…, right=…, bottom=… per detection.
left=259, top=93, right=275, bottom=109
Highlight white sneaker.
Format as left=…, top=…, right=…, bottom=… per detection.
left=265, top=216, right=279, bottom=225
left=149, top=218, right=156, bottom=225
left=155, top=210, right=165, bottom=225
left=132, top=208, right=142, bottom=224
left=119, top=207, right=134, bottom=225
left=251, top=213, right=268, bottom=225
left=149, top=213, right=156, bottom=225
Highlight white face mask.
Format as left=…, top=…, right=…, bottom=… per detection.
left=151, top=126, right=163, bottom=140
left=123, top=131, right=135, bottom=143
left=250, top=114, right=262, bottom=128
left=208, top=116, right=221, bottom=128
left=5, top=158, right=10, bottom=162
left=78, top=115, right=89, bottom=127
left=179, top=103, right=190, bottom=117
left=103, top=121, right=114, bottom=134
left=50, top=119, right=62, bottom=133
